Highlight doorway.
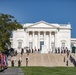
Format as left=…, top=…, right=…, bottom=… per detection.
left=40, top=41, right=44, bottom=50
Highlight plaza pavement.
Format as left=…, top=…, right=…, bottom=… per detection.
left=0, top=68, right=24, bottom=75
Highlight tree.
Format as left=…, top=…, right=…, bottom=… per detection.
left=0, top=13, right=23, bottom=52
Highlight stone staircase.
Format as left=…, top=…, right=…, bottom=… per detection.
left=62, top=53, right=74, bottom=67
left=8, top=53, right=74, bottom=67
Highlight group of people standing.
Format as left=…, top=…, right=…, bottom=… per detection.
left=20, top=48, right=29, bottom=67
left=54, top=47, right=70, bottom=54
left=11, top=48, right=24, bottom=67
left=26, top=48, right=40, bottom=54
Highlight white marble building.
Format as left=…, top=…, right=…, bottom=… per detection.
left=12, top=21, right=72, bottom=53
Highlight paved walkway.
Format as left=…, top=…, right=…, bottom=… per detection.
left=0, top=68, right=24, bottom=75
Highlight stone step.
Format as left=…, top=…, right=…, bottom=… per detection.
left=8, top=53, right=74, bottom=67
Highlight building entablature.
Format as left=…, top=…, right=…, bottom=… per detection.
left=23, top=21, right=71, bottom=30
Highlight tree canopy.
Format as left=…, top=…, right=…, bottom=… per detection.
left=0, top=13, right=23, bottom=52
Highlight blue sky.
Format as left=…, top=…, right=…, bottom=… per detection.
left=0, top=0, right=76, bottom=38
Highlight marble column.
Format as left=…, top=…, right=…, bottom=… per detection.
left=38, top=31, right=40, bottom=49
left=27, top=31, right=29, bottom=47
left=41, top=31, right=47, bottom=53
left=44, top=31, right=46, bottom=46
left=33, top=31, right=35, bottom=49
left=55, top=32, right=57, bottom=48
left=49, top=31, right=52, bottom=50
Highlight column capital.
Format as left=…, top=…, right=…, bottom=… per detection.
left=32, top=31, right=35, bottom=33
left=33, top=31, right=35, bottom=36
left=44, top=31, right=46, bottom=34
left=55, top=31, right=57, bottom=33
left=55, top=31, right=57, bottom=35
left=43, top=31, right=46, bottom=32
left=49, top=31, right=52, bottom=34
left=49, top=31, right=51, bottom=32
left=38, top=31, right=40, bottom=33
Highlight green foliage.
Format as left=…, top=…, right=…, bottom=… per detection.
left=0, top=13, right=23, bottom=51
